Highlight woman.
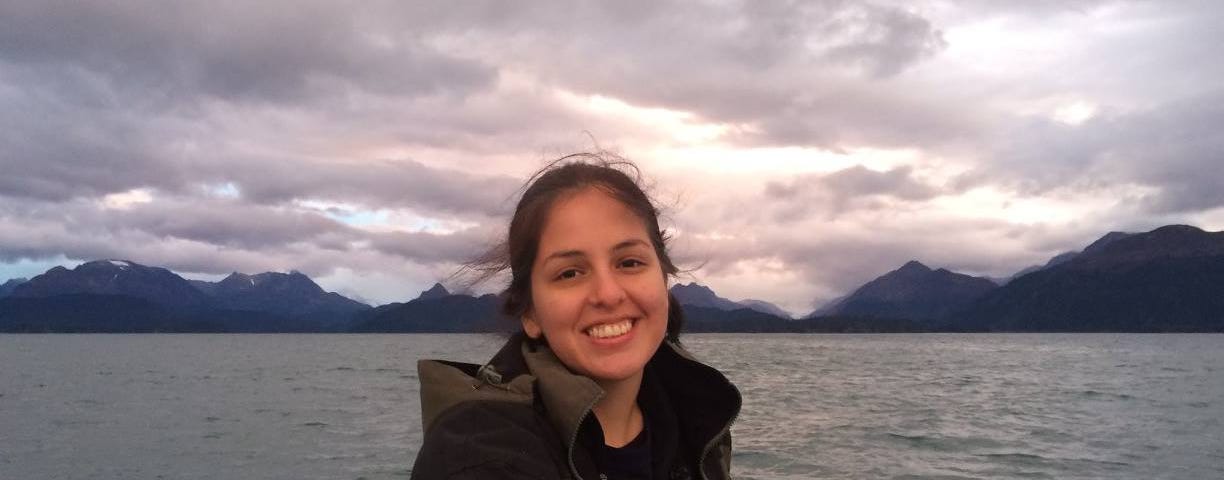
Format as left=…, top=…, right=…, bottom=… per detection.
left=411, top=154, right=741, bottom=480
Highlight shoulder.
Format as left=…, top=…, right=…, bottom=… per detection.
left=411, top=400, right=568, bottom=480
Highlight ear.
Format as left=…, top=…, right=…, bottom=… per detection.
left=521, top=311, right=543, bottom=339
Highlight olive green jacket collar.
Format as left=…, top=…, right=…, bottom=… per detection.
left=418, top=333, right=741, bottom=478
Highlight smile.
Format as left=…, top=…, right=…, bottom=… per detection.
left=585, top=319, right=634, bottom=339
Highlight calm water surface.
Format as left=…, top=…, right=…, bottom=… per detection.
left=1, top=334, right=1221, bottom=479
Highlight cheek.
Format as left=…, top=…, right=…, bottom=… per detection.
left=530, top=285, right=582, bottom=330
left=635, top=276, right=670, bottom=316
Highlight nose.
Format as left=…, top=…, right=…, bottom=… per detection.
left=587, top=266, right=627, bottom=308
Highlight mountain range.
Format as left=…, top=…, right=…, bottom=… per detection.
left=808, top=225, right=1223, bottom=332
left=669, top=282, right=792, bottom=318
left=0, top=260, right=370, bottom=332
left=2, top=224, right=1222, bottom=332
left=948, top=225, right=1224, bottom=332
left=812, top=260, right=997, bottom=326
left=349, top=283, right=507, bottom=333
left=0, top=277, right=26, bottom=297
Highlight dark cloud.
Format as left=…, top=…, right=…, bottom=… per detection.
left=111, top=199, right=357, bottom=251
left=765, top=166, right=932, bottom=201
left=212, top=157, right=522, bottom=217
left=468, top=1, right=959, bottom=149
left=0, top=67, right=184, bottom=201
left=0, top=191, right=493, bottom=282
left=960, top=89, right=1224, bottom=213
left=764, top=165, right=941, bottom=220
left=0, top=1, right=552, bottom=215
left=727, top=80, right=985, bottom=149
left=1118, top=92, right=1224, bottom=213
left=0, top=77, right=522, bottom=215
left=0, top=0, right=963, bottom=210
left=367, top=227, right=496, bottom=266
left=0, top=2, right=494, bottom=103
left=819, top=4, right=947, bottom=77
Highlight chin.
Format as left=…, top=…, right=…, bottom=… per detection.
left=585, top=347, right=661, bottom=383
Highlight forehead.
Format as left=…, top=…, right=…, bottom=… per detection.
left=537, top=187, right=650, bottom=251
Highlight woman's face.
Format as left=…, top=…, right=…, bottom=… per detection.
left=523, top=186, right=669, bottom=383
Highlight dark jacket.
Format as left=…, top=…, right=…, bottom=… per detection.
left=410, top=333, right=741, bottom=480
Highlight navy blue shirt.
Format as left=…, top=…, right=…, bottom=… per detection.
left=581, top=365, right=689, bottom=480
left=595, top=420, right=652, bottom=480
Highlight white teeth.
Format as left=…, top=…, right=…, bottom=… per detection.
left=586, top=320, right=632, bottom=339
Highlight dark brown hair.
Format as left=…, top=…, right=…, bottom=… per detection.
left=463, top=152, right=685, bottom=342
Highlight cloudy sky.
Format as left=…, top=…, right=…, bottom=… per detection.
left=2, top=1, right=1221, bottom=315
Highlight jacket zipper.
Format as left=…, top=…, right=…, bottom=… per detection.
left=696, top=404, right=740, bottom=480
left=566, top=393, right=603, bottom=480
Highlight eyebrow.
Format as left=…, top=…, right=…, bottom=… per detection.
left=541, top=239, right=650, bottom=263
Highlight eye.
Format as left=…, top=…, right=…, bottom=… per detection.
left=618, top=258, right=646, bottom=269
left=554, top=268, right=582, bottom=281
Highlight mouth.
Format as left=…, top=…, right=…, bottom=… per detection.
left=584, top=318, right=634, bottom=339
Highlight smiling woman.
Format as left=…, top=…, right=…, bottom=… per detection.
left=410, top=154, right=741, bottom=480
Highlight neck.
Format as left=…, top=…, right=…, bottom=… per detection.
left=591, top=370, right=645, bottom=448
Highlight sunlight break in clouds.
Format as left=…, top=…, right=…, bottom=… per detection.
left=560, top=92, right=734, bottom=145
left=100, top=189, right=155, bottom=210
left=1051, top=101, right=1099, bottom=126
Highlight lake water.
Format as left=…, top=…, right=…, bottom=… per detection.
left=1, top=334, right=1221, bottom=479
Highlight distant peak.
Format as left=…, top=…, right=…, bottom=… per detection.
left=672, top=282, right=714, bottom=293
left=1099, top=231, right=1133, bottom=241
left=82, top=259, right=136, bottom=268
left=417, top=282, right=450, bottom=300
left=222, top=271, right=320, bottom=291
left=670, top=281, right=742, bottom=310
left=897, top=260, right=930, bottom=272
left=1082, top=231, right=1135, bottom=255
left=1150, top=224, right=1204, bottom=235
left=252, top=271, right=286, bottom=280
left=217, top=272, right=257, bottom=289
left=279, top=271, right=320, bottom=284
